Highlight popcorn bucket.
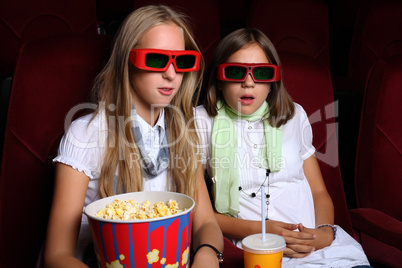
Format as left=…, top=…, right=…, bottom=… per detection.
left=85, top=191, right=195, bottom=268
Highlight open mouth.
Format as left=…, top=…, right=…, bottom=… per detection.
left=240, top=95, right=255, bottom=101
left=239, top=95, right=255, bottom=105
left=159, top=87, right=173, bottom=96
left=240, top=96, right=254, bottom=101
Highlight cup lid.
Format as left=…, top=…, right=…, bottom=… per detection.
left=242, top=233, right=286, bottom=254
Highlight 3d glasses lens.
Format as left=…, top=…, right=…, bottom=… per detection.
left=253, top=67, right=275, bottom=80
left=176, top=55, right=196, bottom=69
left=145, top=53, right=169, bottom=68
left=224, top=66, right=247, bottom=80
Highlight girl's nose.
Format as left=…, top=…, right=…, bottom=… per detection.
left=162, top=63, right=176, bottom=80
left=242, top=73, right=255, bottom=87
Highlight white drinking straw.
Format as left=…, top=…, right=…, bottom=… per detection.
left=261, top=186, right=266, bottom=241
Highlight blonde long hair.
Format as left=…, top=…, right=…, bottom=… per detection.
left=202, top=28, right=294, bottom=127
left=93, top=5, right=203, bottom=199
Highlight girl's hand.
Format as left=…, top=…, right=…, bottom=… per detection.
left=297, top=224, right=334, bottom=250
left=266, top=220, right=316, bottom=242
left=191, top=247, right=220, bottom=268
left=265, top=221, right=316, bottom=258
left=284, top=223, right=333, bottom=258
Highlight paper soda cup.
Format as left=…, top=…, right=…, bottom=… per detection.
left=242, top=233, right=286, bottom=268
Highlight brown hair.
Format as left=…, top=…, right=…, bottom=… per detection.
left=202, top=28, right=294, bottom=127
left=92, top=5, right=203, bottom=199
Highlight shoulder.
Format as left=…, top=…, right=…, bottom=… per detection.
left=293, top=102, right=308, bottom=118
left=287, top=102, right=309, bottom=124
left=194, top=105, right=213, bottom=128
left=69, top=109, right=106, bottom=133
left=64, top=109, right=107, bottom=147
left=54, top=110, right=107, bottom=179
left=194, top=105, right=209, bottom=118
left=280, top=102, right=311, bottom=131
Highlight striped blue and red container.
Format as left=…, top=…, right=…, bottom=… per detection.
left=85, top=191, right=195, bottom=268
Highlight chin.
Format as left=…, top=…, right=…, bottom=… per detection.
left=240, top=108, right=257, bottom=115
left=153, top=100, right=174, bottom=109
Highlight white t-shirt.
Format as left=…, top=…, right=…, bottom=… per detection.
left=195, top=103, right=370, bottom=267
left=53, top=108, right=168, bottom=261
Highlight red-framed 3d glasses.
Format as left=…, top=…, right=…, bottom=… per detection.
left=217, top=63, right=281, bottom=82
left=129, top=49, right=201, bottom=72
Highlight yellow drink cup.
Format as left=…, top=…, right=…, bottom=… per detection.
left=242, top=233, right=286, bottom=268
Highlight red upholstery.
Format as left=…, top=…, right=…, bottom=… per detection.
left=0, top=33, right=111, bottom=267
left=280, top=52, right=353, bottom=235
left=221, top=237, right=244, bottom=268
left=348, top=0, right=402, bottom=95
left=350, top=55, right=402, bottom=266
left=133, top=0, right=221, bottom=67
left=248, top=0, right=330, bottom=68
left=0, top=0, right=98, bottom=76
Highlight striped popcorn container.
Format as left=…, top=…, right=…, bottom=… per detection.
left=85, top=191, right=195, bottom=268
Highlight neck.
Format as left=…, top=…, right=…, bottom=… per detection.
left=221, top=100, right=269, bottom=122
left=137, top=107, right=161, bottom=127
left=132, top=98, right=161, bottom=127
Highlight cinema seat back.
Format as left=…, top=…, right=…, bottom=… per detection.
left=0, top=33, right=111, bottom=267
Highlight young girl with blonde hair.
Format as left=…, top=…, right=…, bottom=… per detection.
left=196, top=28, right=370, bottom=267
left=44, top=5, right=223, bottom=267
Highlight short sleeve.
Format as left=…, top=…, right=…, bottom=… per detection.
left=295, top=104, right=316, bottom=160
left=53, top=113, right=106, bottom=179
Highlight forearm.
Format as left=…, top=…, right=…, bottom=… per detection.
left=215, top=211, right=312, bottom=240
left=302, top=155, right=334, bottom=227
left=45, top=164, right=89, bottom=268
left=313, top=191, right=334, bottom=226
left=191, top=220, right=223, bottom=267
left=191, top=168, right=223, bottom=267
left=215, top=212, right=259, bottom=239
left=192, top=220, right=224, bottom=251
left=45, top=254, right=88, bottom=268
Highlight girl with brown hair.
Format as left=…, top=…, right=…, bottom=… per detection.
left=196, top=28, right=370, bottom=267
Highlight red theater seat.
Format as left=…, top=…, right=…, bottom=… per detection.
left=248, top=0, right=330, bottom=68
left=347, top=0, right=402, bottom=96
left=133, top=0, right=221, bottom=68
left=0, top=0, right=99, bottom=159
left=0, top=0, right=98, bottom=76
left=280, top=52, right=353, bottom=235
left=0, top=33, right=111, bottom=267
left=350, top=55, right=402, bottom=267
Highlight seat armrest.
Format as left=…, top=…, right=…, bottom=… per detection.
left=350, top=208, right=402, bottom=250
left=222, top=237, right=244, bottom=268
